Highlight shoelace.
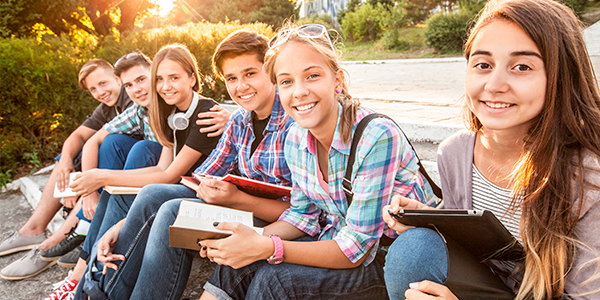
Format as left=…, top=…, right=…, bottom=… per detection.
left=63, top=226, right=78, bottom=242
left=45, top=271, right=78, bottom=300
left=19, top=246, right=40, bottom=262
left=52, top=270, right=74, bottom=290
left=1, top=231, right=17, bottom=243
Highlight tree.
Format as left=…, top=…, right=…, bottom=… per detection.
left=0, top=0, right=154, bottom=38
left=209, top=0, right=299, bottom=28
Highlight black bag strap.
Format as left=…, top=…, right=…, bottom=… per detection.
left=342, top=113, right=443, bottom=247
left=343, top=113, right=443, bottom=205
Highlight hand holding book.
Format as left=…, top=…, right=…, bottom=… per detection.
left=198, top=220, right=272, bottom=269
left=180, top=173, right=291, bottom=200
left=169, top=200, right=264, bottom=251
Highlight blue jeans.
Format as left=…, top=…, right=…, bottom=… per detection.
left=75, top=134, right=162, bottom=222
left=383, top=227, right=448, bottom=299
left=79, top=135, right=163, bottom=258
left=204, top=236, right=389, bottom=300
left=75, top=184, right=197, bottom=300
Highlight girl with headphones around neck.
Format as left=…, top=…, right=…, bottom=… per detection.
left=49, top=44, right=224, bottom=299
left=70, top=44, right=222, bottom=193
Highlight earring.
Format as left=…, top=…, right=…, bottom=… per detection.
left=335, top=89, right=341, bottom=94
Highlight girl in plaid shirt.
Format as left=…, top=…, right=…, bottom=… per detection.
left=199, top=23, right=437, bottom=300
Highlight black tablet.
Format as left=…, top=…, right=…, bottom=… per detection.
left=389, top=209, right=524, bottom=261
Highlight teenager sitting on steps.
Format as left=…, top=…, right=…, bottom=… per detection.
left=44, top=43, right=227, bottom=300
left=0, top=59, right=134, bottom=281
left=78, top=29, right=295, bottom=300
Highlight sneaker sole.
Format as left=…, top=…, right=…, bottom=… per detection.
left=0, top=260, right=57, bottom=281
left=0, top=243, right=41, bottom=257
left=56, top=259, right=77, bottom=268
left=40, top=254, right=62, bottom=261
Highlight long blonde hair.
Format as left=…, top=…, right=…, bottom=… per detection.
left=263, top=23, right=359, bottom=143
left=148, top=44, right=202, bottom=148
left=464, top=0, right=600, bottom=298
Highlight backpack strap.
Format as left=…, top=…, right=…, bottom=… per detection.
left=343, top=113, right=443, bottom=247
left=343, top=113, right=443, bottom=205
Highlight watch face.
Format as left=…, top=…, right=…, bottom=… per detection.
left=268, top=257, right=284, bottom=265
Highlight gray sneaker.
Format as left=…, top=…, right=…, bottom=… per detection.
left=0, top=246, right=57, bottom=280
left=57, top=244, right=82, bottom=268
left=0, top=230, right=46, bottom=256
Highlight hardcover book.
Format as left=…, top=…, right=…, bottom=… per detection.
left=180, top=173, right=291, bottom=199
left=169, top=200, right=263, bottom=250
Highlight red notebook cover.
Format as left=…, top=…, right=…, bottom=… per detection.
left=190, top=173, right=291, bottom=199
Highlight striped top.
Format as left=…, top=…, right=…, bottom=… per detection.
left=472, top=164, right=522, bottom=270
left=471, top=165, right=522, bottom=242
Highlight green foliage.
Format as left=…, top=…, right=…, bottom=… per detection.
left=23, top=151, right=42, bottom=174
left=0, top=36, right=94, bottom=176
left=0, top=0, right=155, bottom=37
left=341, top=3, right=389, bottom=43
left=381, top=26, right=425, bottom=51
left=0, top=170, right=11, bottom=189
left=457, top=0, right=486, bottom=14
left=425, top=11, right=475, bottom=53
left=336, top=0, right=361, bottom=26
left=208, top=0, right=299, bottom=28
left=342, top=2, right=410, bottom=45
left=560, top=0, right=588, bottom=18
left=98, top=21, right=274, bottom=102
left=401, top=0, right=459, bottom=24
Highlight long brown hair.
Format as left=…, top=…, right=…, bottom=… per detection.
left=148, top=44, right=202, bottom=147
left=464, top=0, right=600, bottom=298
left=263, top=23, right=359, bottom=143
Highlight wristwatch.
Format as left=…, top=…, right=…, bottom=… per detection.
left=267, top=235, right=284, bottom=264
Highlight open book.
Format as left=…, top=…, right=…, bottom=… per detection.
left=180, top=173, right=291, bottom=199
left=53, top=172, right=80, bottom=198
left=169, top=200, right=264, bottom=250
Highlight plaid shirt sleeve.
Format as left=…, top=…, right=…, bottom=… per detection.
left=102, top=104, right=142, bottom=135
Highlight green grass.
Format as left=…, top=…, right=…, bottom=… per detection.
left=340, top=26, right=462, bottom=61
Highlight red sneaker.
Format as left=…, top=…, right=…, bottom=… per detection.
left=45, top=271, right=78, bottom=300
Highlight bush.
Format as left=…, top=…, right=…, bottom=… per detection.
left=97, top=21, right=274, bottom=102
left=341, top=3, right=390, bottom=43
left=378, top=5, right=411, bottom=50
left=425, top=12, right=476, bottom=54
left=0, top=36, right=94, bottom=176
left=0, top=21, right=275, bottom=179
